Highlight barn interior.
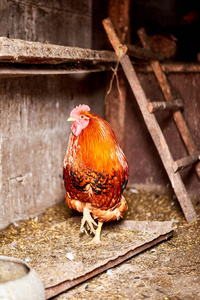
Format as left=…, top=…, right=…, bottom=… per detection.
left=0, top=0, right=200, bottom=299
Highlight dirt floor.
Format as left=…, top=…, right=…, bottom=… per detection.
left=0, top=188, right=199, bottom=300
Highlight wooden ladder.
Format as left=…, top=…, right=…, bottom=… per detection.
left=103, top=17, right=199, bottom=223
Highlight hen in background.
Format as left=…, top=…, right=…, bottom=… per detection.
left=63, top=104, right=129, bottom=244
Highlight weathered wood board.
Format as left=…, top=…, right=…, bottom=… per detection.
left=0, top=218, right=175, bottom=299
left=0, top=37, right=117, bottom=64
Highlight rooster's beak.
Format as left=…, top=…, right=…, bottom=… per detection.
left=67, top=117, right=76, bottom=122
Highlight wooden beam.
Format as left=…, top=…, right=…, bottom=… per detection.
left=173, top=152, right=200, bottom=173
left=102, top=17, right=197, bottom=223
left=105, top=0, right=131, bottom=149
left=134, top=62, right=200, bottom=73
left=0, top=37, right=117, bottom=64
left=137, top=28, right=200, bottom=180
left=147, top=100, right=183, bottom=113
left=127, top=44, right=163, bottom=61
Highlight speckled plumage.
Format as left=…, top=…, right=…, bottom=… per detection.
left=63, top=105, right=129, bottom=241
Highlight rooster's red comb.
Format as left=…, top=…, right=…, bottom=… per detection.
left=70, top=104, right=90, bottom=118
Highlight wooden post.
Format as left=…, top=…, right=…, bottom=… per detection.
left=105, top=0, right=131, bottom=149
left=103, top=17, right=197, bottom=223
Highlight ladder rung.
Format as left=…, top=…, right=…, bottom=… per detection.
left=173, top=152, right=200, bottom=173
left=147, top=100, right=183, bottom=113
left=126, top=44, right=163, bottom=61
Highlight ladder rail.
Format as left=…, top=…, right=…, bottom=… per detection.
left=102, top=17, right=197, bottom=223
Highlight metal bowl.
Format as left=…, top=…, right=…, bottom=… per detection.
left=0, top=256, right=45, bottom=300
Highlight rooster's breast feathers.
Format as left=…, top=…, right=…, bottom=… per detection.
left=63, top=112, right=128, bottom=210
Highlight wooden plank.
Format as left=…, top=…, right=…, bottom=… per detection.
left=173, top=152, right=200, bottom=173
left=147, top=100, right=183, bottom=113
left=0, top=218, right=175, bottom=299
left=0, top=37, right=117, bottom=64
left=102, top=17, right=197, bottom=223
left=46, top=229, right=173, bottom=299
left=137, top=28, right=200, bottom=180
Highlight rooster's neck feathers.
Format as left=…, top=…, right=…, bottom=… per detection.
left=69, top=113, right=127, bottom=175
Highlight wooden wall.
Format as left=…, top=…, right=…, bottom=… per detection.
left=0, top=1, right=199, bottom=229
left=0, top=0, right=92, bottom=46
left=0, top=0, right=106, bottom=229
left=125, top=71, right=200, bottom=200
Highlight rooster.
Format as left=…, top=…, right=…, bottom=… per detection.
left=63, top=104, right=129, bottom=244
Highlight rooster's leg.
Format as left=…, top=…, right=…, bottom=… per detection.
left=80, top=207, right=97, bottom=235
left=88, top=221, right=103, bottom=244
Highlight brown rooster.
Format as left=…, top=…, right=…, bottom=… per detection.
left=63, top=104, right=129, bottom=244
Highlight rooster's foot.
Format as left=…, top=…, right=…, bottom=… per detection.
left=87, top=221, right=103, bottom=245
left=80, top=207, right=97, bottom=235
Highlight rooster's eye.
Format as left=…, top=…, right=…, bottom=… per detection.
left=80, top=115, right=84, bottom=118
